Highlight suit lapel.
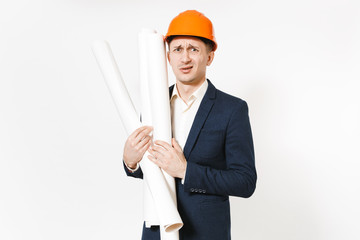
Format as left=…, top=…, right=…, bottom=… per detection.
left=183, top=80, right=216, bottom=159
left=169, top=84, right=174, bottom=98
left=168, top=80, right=217, bottom=159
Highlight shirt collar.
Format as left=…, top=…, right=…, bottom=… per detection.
left=171, top=79, right=208, bottom=104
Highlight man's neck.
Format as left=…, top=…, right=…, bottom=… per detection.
left=176, top=78, right=206, bottom=103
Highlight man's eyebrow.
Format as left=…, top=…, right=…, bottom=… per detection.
left=172, top=44, right=183, bottom=49
left=188, top=44, right=199, bottom=49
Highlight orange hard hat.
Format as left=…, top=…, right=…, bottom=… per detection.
left=165, top=10, right=217, bottom=51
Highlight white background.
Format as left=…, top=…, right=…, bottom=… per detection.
left=1, top=0, right=359, bottom=239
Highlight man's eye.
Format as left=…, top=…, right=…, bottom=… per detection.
left=191, top=48, right=198, bottom=52
left=174, top=48, right=181, bottom=52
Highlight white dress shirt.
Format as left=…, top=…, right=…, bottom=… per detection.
left=170, top=80, right=208, bottom=150
left=170, top=80, right=208, bottom=183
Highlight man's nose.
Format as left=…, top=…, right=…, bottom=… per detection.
left=181, top=51, right=191, bottom=63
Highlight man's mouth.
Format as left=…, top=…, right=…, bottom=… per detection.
left=179, top=66, right=193, bottom=73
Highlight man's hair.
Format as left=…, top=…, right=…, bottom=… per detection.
left=166, top=35, right=215, bottom=53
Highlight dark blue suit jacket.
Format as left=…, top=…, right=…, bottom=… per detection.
left=124, top=80, right=257, bottom=240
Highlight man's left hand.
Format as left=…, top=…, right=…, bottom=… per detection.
left=148, top=138, right=187, bottom=179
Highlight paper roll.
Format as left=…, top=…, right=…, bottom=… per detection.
left=146, top=33, right=176, bottom=190
left=139, top=29, right=161, bottom=227
left=147, top=34, right=172, bottom=144
left=139, top=28, right=156, bottom=126
left=91, top=40, right=140, bottom=134
left=139, top=30, right=182, bottom=235
left=92, top=40, right=182, bottom=235
left=146, top=32, right=181, bottom=240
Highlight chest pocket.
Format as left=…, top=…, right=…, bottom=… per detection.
left=192, top=129, right=224, bottom=159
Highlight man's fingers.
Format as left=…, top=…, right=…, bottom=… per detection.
left=154, top=140, right=172, bottom=151
left=147, top=148, right=155, bottom=159
left=129, top=126, right=147, bottom=138
left=148, top=147, right=161, bottom=159
left=140, top=140, right=152, bottom=155
left=134, top=126, right=153, bottom=143
left=150, top=145, right=167, bottom=156
left=147, top=154, right=162, bottom=168
left=130, top=126, right=152, bottom=139
left=172, top=138, right=182, bottom=152
left=138, top=135, right=151, bottom=149
left=134, top=129, right=149, bottom=142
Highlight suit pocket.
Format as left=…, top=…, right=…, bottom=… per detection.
left=201, top=194, right=229, bottom=205
left=199, top=198, right=231, bottom=239
left=193, top=129, right=224, bottom=158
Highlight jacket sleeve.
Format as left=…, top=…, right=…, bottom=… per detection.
left=123, top=161, right=144, bottom=179
left=183, top=101, right=257, bottom=198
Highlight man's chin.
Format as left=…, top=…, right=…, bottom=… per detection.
left=177, top=78, right=207, bottom=87
left=175, top=73, right=206, bottom=85
left=177, top=78, right=195, bottom=85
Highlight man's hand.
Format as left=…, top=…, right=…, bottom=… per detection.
left=148, top=138, right=187, bottom=179
left=123, top=126, right=153, bottom=169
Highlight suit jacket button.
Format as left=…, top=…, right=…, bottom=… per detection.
left=190, top=188, right=194, bottom=192
left=203, top=190, right=206, bottom=193
left=194, top=189, right=198, bottom=192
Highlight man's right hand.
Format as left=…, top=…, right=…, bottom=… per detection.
left=123, top=126, right=153, bottom=169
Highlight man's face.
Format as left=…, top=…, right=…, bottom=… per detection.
left=167, top=36, right=214, bottom=86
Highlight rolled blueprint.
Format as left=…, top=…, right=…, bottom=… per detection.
left=139, top=29, right=155, bottom=126
left=139, top=29, right=160, bottom=227
left=91, top=40, right=182, bottom=235
left=91, top=40, right=140, bottom=134
left=139, top=30, right=182, bottom=239
left=146, top=31, right=180, bottom=239
left=146, top=33, right=175, bottom=191
left=140, top=30, right=182, bottom=234
left=146, top=34, right=172, bottom=149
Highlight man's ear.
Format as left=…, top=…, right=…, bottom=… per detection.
left=206, top=51, right=215, bottom=66
left=167, top=51, right=170, bottom=62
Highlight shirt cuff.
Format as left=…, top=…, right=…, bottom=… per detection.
left=181, top=167, right=187, bottom=184
left=124, top=160, right=139, bottom=173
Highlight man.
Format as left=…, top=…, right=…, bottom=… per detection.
left=123, top=10, right=257, bottom=240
